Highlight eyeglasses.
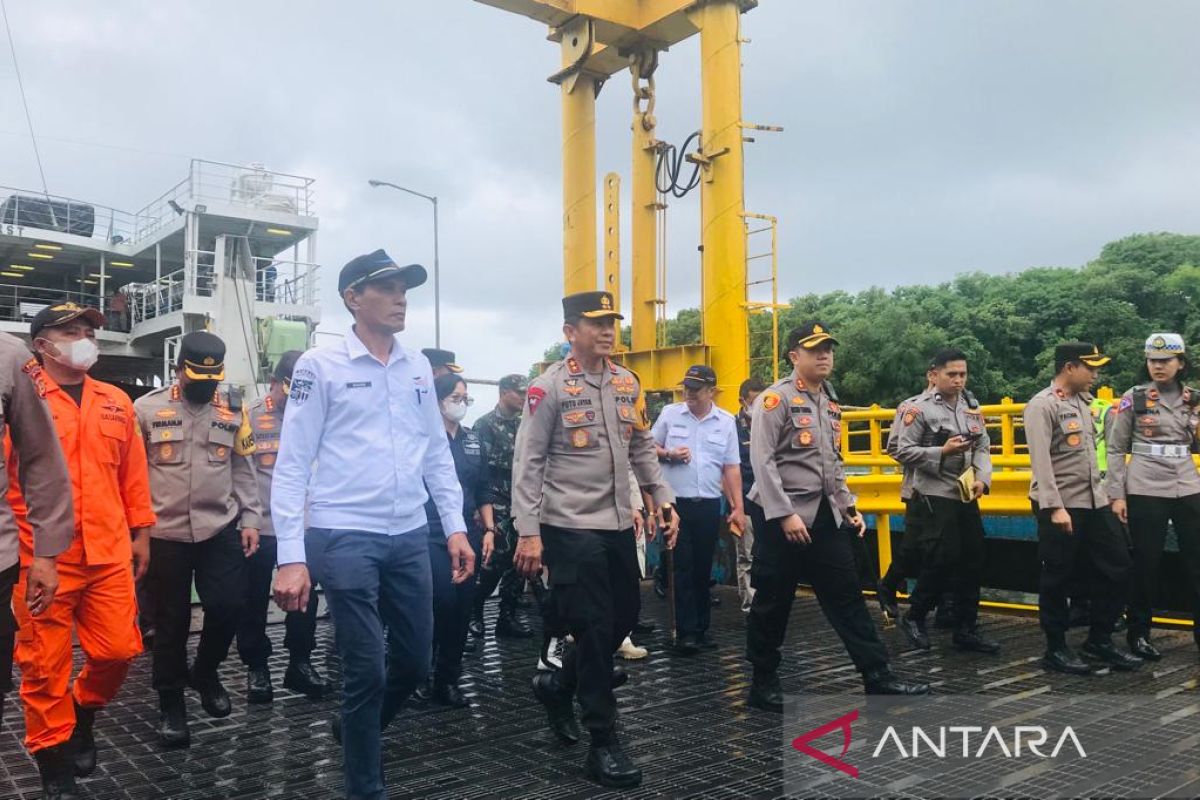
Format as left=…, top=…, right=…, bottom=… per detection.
left=446, top=395, right=474, bottom=406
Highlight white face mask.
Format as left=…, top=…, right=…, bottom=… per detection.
left=442, top=399, right=468, bottom=423
left=44, top=337, right=99, bottom=371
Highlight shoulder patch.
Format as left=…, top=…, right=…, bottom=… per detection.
left=761, top=392, right=781, bottom=411
left=21, top=358, right=47, bottom=398
left=527, top=386, right=547, bottom=415
left=235, top=409, right=256, bottom=455
left=1117, top=395, right=1132, bottom=412
left=903, top=408, right=919, bottom=426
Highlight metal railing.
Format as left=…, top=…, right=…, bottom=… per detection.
left=0, top=186, right=141, bottom=245
left=0, top=283, right=101, bottom=325
left=127, top=269, right=188, bottom=326
left=253, top=257, right=319, bottom=305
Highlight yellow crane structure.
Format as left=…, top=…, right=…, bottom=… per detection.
left=475, top=0, right=777, bottom=410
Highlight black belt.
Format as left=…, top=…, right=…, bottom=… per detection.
left=676, top=496, right=721, bottom=504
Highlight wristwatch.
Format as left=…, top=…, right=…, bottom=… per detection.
left=483, top=526, right=497, bottom=534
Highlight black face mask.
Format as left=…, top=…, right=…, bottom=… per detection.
left=182, top=380, right=219, bottom=405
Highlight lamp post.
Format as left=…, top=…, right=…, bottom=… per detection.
left=367, top=179, right=440, bottom=347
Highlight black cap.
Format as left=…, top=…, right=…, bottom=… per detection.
left=273, top=350, right=302, bottom=383
left=786, top=321, right=839, bottom=351
left=422, top=348, right=463, bottom=374
left=682, top=364, right=717, bottom=388
left=498, top=373, right=528, bottom=393
left=563, top=291, right=623, bottom=321
left=30, top=301, right=104, bottom=339
left=338, top=249, right=427, bottom=294
left=1055, top=342, right=1111, bottom=372
left=178, top=331, right=226, bottom=381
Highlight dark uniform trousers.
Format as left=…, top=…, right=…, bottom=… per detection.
left=541, top=525, right=639, bottom=735
left=474, top=518, right=525, bottom=615
left=1033, top=502, right=1131, bottom=645
left=673, top=497, right=722, bottom=636
left=0, top=563, right=17, bottom=697
left=149, top=522, right=247, bottom=691
left=237, top=535, right=320, bottom=669
left=746, top=499, right=889, bottom=675
left=1126, top=494, right=1200, bottom=644
left=428, top=528, right=482, bottom=683
left=880, top=499, right=926, bottom=594
left=907, top=494, right=984, bottom=629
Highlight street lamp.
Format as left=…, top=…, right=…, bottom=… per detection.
left=367, top=178, right=441, bottom=347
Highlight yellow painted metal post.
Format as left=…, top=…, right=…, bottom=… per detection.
left=877, top=514, right=893, bottom=578
left=693, top=1, right=750, bottom=411
left=603, top=172, right=623, bottom=349
left=562, top=70, right=598, bottom=294
left=631, top=66, right=658, bottom=353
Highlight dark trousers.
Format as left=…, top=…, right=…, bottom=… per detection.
left=907, top=494, right=985, bottom=630
left=745, top=499, right=889, bottom=676
left=148, top=523, right=246, bottom=692
left=236, top=535, right=321, bottom=669
left=306, top=527, right=432, bottom=800
left=541, top=525, right=639, bottom=735
left=1034, top=503, right=1131, bottom=647
left=0, top=563, right=16, bottom=695
left=474, top=517, right=523, bottom=616
left=673, top=497, right=722, bottom=636
left=881, top=498, right=926, bottom=593
left=1127, top=494, right=1200, bottom=642
left=429, top=528, right=481, bottom=684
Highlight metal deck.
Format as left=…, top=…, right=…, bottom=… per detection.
left=2, top=585, right=1197, bottom=799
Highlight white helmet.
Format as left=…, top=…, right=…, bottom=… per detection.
left=1144, top=332, right=1185, bottom=359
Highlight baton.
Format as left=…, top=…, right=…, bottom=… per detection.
left=662, top=507, right=677, bottom=645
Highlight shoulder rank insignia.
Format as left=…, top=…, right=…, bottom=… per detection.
left=761, top=392, right=781, bottom=412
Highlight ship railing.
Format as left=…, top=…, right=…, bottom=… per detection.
left=127, top=268, right=189, bottom=326
left=0, top=184, right=141, bottom=246
left=252, top=257, right=319, bottom=306
left=0, top=283, right=101, bottom=325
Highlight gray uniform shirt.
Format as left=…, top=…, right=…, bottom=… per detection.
left=247, top=395, right=282, bottom=536
left=0, top=333, right=74, bottom=570
left=747, top=371, right=855, bottom=525
left=512, top=356, right=673, bottom=536
left=892, top=391, right=993, bottom=501
left=1025, top=384, right=1106, bottom=510
left=887, top=394, right=924, bottom=502
left=1105, top=383, right=1200, bottom=500
left=134, top=383, right=264, bottom=542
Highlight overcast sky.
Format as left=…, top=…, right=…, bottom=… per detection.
left=1, top=0, right=1197, bottom=416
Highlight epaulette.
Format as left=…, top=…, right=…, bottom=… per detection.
left=825, top=382, right=840, bottom=403
left=1132, top=386, right=1150, bottom=415
left=964, top=389, right=980, bottom=409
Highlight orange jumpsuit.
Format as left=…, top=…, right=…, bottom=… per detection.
left=8, top=374, right=156, bottom=753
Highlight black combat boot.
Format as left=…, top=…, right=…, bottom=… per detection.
left=35, top=743, right=79, bottom=800
left=747, top=668, right=784, bottom=712
left=586, top=728, right=642, bottom=788
left=157, top=690, right=191, bottom=748
left=1042, top=644, right=1091, bottom=675
left=1127, top=635, right=1161, bottom=661
left=246, top=665, right=273, bottom=704
left=188, top=668, right=232, bottom=718
left=283, top=659, right=331, bottom=699
left=953, top=626, right=1001, bottom=654
left=1081, top=639, right=1143, bottom=672
left=69, top=700, right=98, bottom=776
left=532, top=671, right=580, bottom=745
left=863, top=667, right=931, bottom=695
left=432, top=680, right=469, bottom=709
left=898, top=612, right=931, bottom=650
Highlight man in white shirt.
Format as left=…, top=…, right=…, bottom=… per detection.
left=271, top=249, right=474, bottom=800
left=652, top=365, right=744, bottom=654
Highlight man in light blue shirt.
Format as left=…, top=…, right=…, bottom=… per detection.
left=652, top=364, right=744, bottom=654
left=271, top=249, right=474, bottom=800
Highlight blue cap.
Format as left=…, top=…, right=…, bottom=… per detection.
left=338, top=249, right=427, bottom=294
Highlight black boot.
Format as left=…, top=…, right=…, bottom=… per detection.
left=432, top=680, right=469, bottom=709
left=495, top=610, right=533, bottom=639
left=69, top=701, right=98, bottom=777
left=283, top=659, right=331, bottom=699
left=898, top=613, right=931, bottom=650
left=877, top=581, right=899, bottom=624
left=35, top=743, right=79, bottom=800
left=1081, top=639, right=1143, bottom=672
left=748, top=668, right=784, bottom=712
left=246, top=665, right=273, bottom=704
left=157, top=691, right=190, bottom=749
left=413, top=674, right=434, bottom=702
left=953, top=626, right=1001, bottom=654
left=188, top=668, right=232, bottom=718
left=468, top=606, right=485, bottom=639
left=1042, top=644, right=1091, bottom=675
left=611, top=666, right=628, bottom=689
left=531, top=671, right=580, bottom=745
left=934, top=594, right=956, bottom=629
left=863, top=668, right=931, bottom=695
left=1127, top=635, right=1162, bottom=661
left=586, top=729, right=642, bottom=789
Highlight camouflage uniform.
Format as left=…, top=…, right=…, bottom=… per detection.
left=474, top=406, right=525, bottom=617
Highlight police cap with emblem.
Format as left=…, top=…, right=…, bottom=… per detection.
left=30, top=301, right=105, bottom=339
left=1054, top=341, right=1111, bottom=372
left=563, top=290, right=624, bottom=321
left=178, top=331, right=226, bottom=381
left=682, top=364, right=717, bottom=389
left=498, top=373, right=528, bottom=393
left=338, top=249, right=427, bottom=294
left=422, top=348, right=463, bottom=374
left=785, top=321, right=839, bottom=352
left=1144, top=332, right=1185, bottom=359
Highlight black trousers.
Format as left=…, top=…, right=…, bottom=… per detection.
left=673, top=497, right=722, bottom=636
left=745, top=499, right=889, bottom=676
left=236, top=535, right=320, bottom=669
left=149, top=523, right=246, bottom=692
left=1127, top=494, right=1200, bottom=642
left=907, top=494, right=984, bottom=629
left=474, top=516, right=524, bottom=616
left=1034, top=502, right=1131, bottom=646
left=540, top=525, right=639, bottom=735
left=881, top=499, right=926, bottom=593
left=429, top=528, right=482, bottom=684
left=0, top=563, right=16, bottom=695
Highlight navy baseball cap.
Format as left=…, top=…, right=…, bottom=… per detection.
left=338, top=249, right=427, bottom=294
left=682, top=364, right=717, bottom=388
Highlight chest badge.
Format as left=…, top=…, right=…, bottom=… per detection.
left=797, top=430, right=814, bottom=447
left=571, top=429, right=590, bottom=449
left=1066, top=434, right=1081, bottom=447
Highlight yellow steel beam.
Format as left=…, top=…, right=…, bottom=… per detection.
left=631, top=58, right=659, bottom=353
left=560, top=19, right=599, bottom=294
left=616, top=344, right=709, bottom=396
left=603, top=172, right=623, bottom=350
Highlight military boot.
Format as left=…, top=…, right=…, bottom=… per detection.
left=69, top=700, right=98, bottom=776
left=585, top=728, right=642, bottom=789
left=35, top=743, right=79, bottom=800
left=157, top=690, right=190, bottom=749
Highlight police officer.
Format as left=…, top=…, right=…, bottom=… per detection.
left=422, top=348, right=462, bottom=379
left=512, top=290, right=677, bottom=789
left=472, top=373, right=534, bottom=640
left=746, top=322, right=929, bottom=712
left=1026, top=342, right=1141, bottom=674
left=735, top=378, right=767, bottom=613
left=1107, top=333, right=1200, bottom=661
left=134, top=331, right=263, bottom=747
left=237, top=350, right=330, bottom=703
left=892, top=348, right=1000, bottom=654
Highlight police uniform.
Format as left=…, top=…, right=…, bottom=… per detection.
left=892, top=385, right=998, bottom=652
left=134, top=331, right=263, bottom=746
left=236, top=351, right=328, bottom=703
left=1026, top=342, right=1139, bottom=674
left=878, top=392, right=928, bottom=620
left=745, top=322, right=928, bottom=711
left=1106, top=333, right=1200, bottom=657
left=512, top=291, right=672, bottom=788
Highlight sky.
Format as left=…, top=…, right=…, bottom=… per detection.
left=1, top=0, right=1197, bottom=419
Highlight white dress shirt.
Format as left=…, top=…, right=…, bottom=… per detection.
left=651, top=401, right=740, bottom=500
left=271, top=327, right=466, bottom=566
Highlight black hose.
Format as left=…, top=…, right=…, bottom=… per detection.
left=655, top=131, right=702, bottom=199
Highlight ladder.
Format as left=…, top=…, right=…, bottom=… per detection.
left=743, top=212, right=785, bottom=382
